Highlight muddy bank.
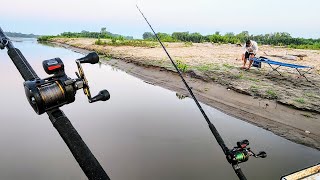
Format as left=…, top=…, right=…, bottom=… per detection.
left=47, top=40, right=320, bottom=150
left=49, top=38, right=320, bottom=113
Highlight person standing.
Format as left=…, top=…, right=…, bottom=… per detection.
left=242, top=40, right=258, bottom=70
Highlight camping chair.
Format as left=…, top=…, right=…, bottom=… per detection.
left=250, top=56, right=314, bottom=81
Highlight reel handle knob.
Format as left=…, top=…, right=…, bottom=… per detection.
left=77, top=52, right=99, bottom=64
left=89, top=90, right=110, bottom=103
left=256, top=151, right=267, bottom=158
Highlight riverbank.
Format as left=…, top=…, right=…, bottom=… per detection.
left=46, top=38, right=320, bottom=150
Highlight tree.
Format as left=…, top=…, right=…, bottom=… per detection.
left=234, top=31, right=249, bottom=43
left=143, top=32, right=155, bottom=40
left=101, top=27, right=107, bottom=34
left=172, top=32, right=189, bottom=41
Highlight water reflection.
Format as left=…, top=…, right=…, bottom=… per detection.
left=0, top=39, right=318, bottom=180
left=38, top=41, right=59, bottom=48
left=176, top=92, right=187, bottom=100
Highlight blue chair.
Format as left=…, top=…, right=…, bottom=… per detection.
left=250, top=56, right=314, bottom=81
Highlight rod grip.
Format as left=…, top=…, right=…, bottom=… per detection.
left=208, top=123, right=229, bottom=154
left=233, top=164, right=247, bottom=180
left=7, top=48, right=39, bottom=81
left=47, top=109, right=110, bottom=180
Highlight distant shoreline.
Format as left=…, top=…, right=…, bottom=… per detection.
left=43, top=38, right=320, bottom=150
left=5, top=32, right=40, bottom=38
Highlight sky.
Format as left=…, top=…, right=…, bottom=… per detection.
left=1, top=0, right=320, bottom=39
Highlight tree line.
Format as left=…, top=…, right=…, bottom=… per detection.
left=59, top=28, right=133, bottom=40
left=143, top=31, right=320, bottom=49
left=5, top=32, right=39, bottom=38
left=38, top=27, right=320, bottom=50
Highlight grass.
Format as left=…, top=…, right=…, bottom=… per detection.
left=266, top=89, right=277, bottom=99
left=232, top=73, right=244, bottom=79
left=288, top=44, right=320, bottom=50
left=246, top=77, right=260, bottom=82
left=95, top=39, right=158, bottom=47
left=195, top=64, right=221, bottom=72
left=95, top=38, right=107, bottom=45
left=250, top=85, right=260, bottom=93
left=100, top=54, right=113, bottom=61
left=294, top=98, right=306, bottom=104
left=95, top=48, right=107, bottom=55
left=176, top=59, right=189, bottom=72
left=304, top=92, right=319, bottom=98
left=184, top=42, right=193, bottom=47
left=37, top=36, right=55, bottom=41
left=222, top=63, right=235, bottom=69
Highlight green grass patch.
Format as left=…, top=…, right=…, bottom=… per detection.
left=222, top=63, right=235, bottom=69
left=195, top=64, right=220, bottom=71
left=176, top=59, right=189, bottom=72
left=250, top=85, right=260, bottom=93
left=110, top=40, right=157, bottom=47
left=95, top=38, right=107, bottom=45
left=37, top=35, right=56, bottom=42
left=100, top=54, right=113, bottom=61
left=246, top=77, right=260, bottom=82
left=232, top=73, right=244, bottom=79
left=196, top=65, right=212, bottom=71
left=95, top=39, right=158, bottom=47
left=266, top=89, right=277, bottom=99
left=288, top=43, right=320, bottom=50
left=184, top=42, right=193, bottom=47
left=304, top=92, right=319, bottom=98
left=294, top=98, right=305, bottom=104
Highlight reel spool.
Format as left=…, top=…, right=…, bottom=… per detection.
left=24, top=52, right=110, bottom=115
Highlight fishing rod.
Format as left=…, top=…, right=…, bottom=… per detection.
left=136, top=5, right=267, bottom=180
left=0, top=27, right=111, bottom=180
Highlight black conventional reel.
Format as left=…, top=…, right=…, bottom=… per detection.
left=226, top=140, right=267, bottom=165
left=24, top=52, right=110, bottom=115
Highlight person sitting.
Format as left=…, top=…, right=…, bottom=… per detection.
left=241, top=40, right=258, bottom=70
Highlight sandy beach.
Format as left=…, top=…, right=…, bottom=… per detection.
left=47, top=38, right=320, bottom=150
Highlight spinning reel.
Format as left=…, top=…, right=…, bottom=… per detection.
left=24, top=52, right=110, bottom=115
left=226, top=140, right=267, bottom=165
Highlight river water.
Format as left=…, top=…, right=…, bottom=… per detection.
left=0, top=39, right=319, bottom=180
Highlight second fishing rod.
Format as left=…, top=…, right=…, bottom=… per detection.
left=136, top=5, right=267, bottom=180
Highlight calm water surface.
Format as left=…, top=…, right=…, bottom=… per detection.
left=0, top=39, right=319, bottom=180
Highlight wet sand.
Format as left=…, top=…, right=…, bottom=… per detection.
left=47, top=39, right=320, bottom=150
